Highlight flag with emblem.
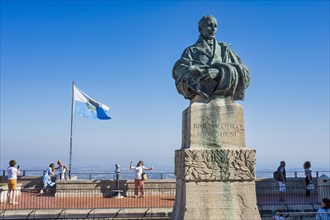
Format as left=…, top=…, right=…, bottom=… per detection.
left=73, top=85, right=111, bottom=120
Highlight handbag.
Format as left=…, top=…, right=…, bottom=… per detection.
left=307, top=183, right=315, bottom=190
left=142, top=172, right=147, bottom=181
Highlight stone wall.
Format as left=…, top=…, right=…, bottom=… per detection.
left=1, top=176, right=47, bottom=189
left=54, top=179, right=176, bottom=197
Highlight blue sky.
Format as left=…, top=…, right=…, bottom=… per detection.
left=1, top=1, right=329, bottom=173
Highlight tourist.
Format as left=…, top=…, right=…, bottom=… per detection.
left=40, top=163, right=56, bottom=193
left=277, top=161, right=286, bottom=202
left=316, top=198, right=330, bottom=220
left=7, top=160, right=20, bottom=204
left=172, top=15, right=250, bottom=101
left=129, top=160, right=152, bottom=198
left=273, top=210, right=285, bottom=220
left=56, top=160, right=68, bottom=180
left=304, top=161, right=313, bottom=197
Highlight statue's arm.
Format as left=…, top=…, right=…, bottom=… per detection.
left=211, top=44, right=249, bottom=75
left=173, top=48, right=194, bottom=80
left=173, top=48, right=209, bottom=99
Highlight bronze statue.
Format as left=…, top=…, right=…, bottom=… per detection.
left=173, top=15, right=250, bottom=101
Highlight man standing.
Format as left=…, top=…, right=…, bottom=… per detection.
left=277, top=161, right=287, bottom=202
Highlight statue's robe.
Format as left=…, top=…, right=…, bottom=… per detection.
left=172, top=36, right=250, bottom=100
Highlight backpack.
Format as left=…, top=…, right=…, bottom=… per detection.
left=273, top=170, right=281, bottom=181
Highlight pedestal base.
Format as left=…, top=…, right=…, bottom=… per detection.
left=171, top=148, right=261, bottom=220
left=171, top=180, right=260, bottom=220
left=171, top=98, right=261, bottom=219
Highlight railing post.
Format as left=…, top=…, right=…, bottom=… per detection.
left=161, top=173, right=164, bottom=180
left=316, top=171, right=319, bottom=178
left=2, top=170, right=5, bottom=176
left=23, top=170, right=26, bottom=176
left=295, top=171, right=297, bottom=178
left=89, top=174, right=92, bottom=180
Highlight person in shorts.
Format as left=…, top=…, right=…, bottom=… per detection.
left=7, top=160, right=20, bottom=204
left=277, top=161, right=286, bottom=202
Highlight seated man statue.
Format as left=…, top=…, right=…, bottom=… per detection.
left=173, top=15, right=250, bottom=101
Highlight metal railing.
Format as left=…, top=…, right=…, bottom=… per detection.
left=281, top=212, right=330, bottom=220
left=0, top=188, right=175, bottom=210
left=256, top=170, right=330, bottom=179
left=69, top=172, right=176, bottom=180
left=0, top=170, right=176, bottom=180
left=0, top=185, right=329, bottom=219
left=1, top=185, right=329, bottom=210
left=256, top=185, right=329, bottom=205
left=259, top=212, right=330, bottom=220
left=1, top=170, right=329, bottom=180
left=0, top=208, right=171, bottom=219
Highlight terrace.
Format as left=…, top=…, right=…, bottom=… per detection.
left=0, top=171, right=329, bottom=219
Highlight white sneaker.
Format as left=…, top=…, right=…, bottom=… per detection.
left=40, top=190, right=44, bottom=194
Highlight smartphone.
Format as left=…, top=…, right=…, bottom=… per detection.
left=17, top=165, right=20, bottom=169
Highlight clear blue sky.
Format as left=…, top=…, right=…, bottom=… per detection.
left=1, top=1, right=329, bottom=172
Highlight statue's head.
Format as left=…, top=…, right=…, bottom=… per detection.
left=198, top=15, right=218, bottom=40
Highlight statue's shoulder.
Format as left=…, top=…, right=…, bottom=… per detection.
left=185, top=39, right=207, bottom=53
left=218, top=41, right=232, bottom=48
left=181, top=43, right=200, bottom=56
left=187, top=41, right=202, bottom=49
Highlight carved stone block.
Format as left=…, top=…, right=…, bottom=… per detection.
left=175, top=148, right=256, bottom=181
left=182, top=97, right=246, bottom=149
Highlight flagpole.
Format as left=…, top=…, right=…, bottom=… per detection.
left=69, top=81, right=74, bottom=180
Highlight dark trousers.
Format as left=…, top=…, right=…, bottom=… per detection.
left=305, top=177, right=311, bottom=196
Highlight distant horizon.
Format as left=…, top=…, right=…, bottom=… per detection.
left=1, top=157, right=329, bottom=173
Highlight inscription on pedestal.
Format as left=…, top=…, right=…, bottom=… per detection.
left=192, top=122, right=244, bottom=139
left=182, top=99, right=246, bottom=148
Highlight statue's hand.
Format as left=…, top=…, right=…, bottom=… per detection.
left=208, top=68, right=219, bottom=79
left=189, top=65, right=208, bottom=73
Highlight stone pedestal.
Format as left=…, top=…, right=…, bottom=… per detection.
left=182, top=97, right=246, bottom=149
left=171, top=97, right=261, bottom=220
